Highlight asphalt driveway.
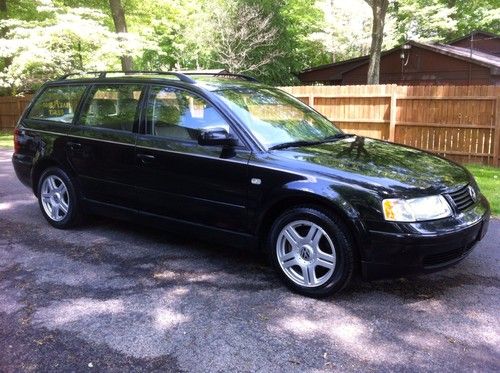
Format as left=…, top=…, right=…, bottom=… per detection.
left=0, top=148, right=499, bottom=372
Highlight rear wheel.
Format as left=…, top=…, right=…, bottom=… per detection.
left=268, top=206, right=354, bottom=297
left=37, top=167, right=81, bottom=229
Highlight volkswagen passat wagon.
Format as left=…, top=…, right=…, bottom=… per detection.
left=12, top=71, right=490, bottom=297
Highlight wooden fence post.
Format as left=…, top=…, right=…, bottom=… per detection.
left=494, top=96, right=500, bottom=167
left=389, top=93, right=397, bottom=142
left=309, top=94, right=315, bottom=108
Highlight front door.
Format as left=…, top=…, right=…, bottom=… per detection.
left=67, top=83, right=144, bottom=210
left=135, top=85, right=251, bottom=233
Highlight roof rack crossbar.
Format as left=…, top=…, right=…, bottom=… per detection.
left=182, top=72, right=258, bottom=82
left=58, top=71, right=196, bottom=84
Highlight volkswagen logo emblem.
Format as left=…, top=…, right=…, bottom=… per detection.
left=468, top=185, right=477, bottom=202
left=300, top=246, right=312, bottom=261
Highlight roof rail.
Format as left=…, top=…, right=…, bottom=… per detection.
left=58, top=70, right=259, bottom=84
left=58, top=71, right=196, bottom=84
left=182, top=72, right=258, bottom=82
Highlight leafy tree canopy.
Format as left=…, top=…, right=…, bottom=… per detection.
left=0, top=0, right=497, bottom=93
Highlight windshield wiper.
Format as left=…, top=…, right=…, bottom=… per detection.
left=320, top=133, right=355, bottom=143
left=268, top=140, right=320, bottom=150
left=268, top=134, right=355, bottom=150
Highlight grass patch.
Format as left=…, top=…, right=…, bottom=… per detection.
left=466, top=164, right=500, bottom=216
left=0, top=129, right=13, bottom=148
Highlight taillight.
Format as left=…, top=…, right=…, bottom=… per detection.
left=14, top=128, right=21, bottom=153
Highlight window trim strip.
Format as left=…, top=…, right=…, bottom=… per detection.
left=24, top=128, right=251, bottom=165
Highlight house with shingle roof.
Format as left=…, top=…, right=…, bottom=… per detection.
left=298, top=31, right=500, bottom=85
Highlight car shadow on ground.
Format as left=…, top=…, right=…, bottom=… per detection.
left=77, top=213, right=499, bottom=301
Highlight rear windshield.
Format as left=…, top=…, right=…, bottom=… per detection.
left=28, top=85, right=86, bottom=123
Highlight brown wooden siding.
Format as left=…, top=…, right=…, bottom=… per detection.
left=342, top=46, right=495, bottom=85
left=450, top=34, right=500, bottom=56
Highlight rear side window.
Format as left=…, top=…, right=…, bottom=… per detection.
left=79, top=84, right=143, bottom=132
left=28, top=85, right=86, bottom=123
left=147, top=85, right=230, bottom=141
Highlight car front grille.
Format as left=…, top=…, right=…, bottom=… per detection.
left=447, top=185, right=475, bottom=212
left=422, top=244, right=474, bottom=267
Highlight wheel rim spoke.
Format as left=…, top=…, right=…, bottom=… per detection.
left=284, top=226, right=301, bottom=245
left=283, top=258, right=299, bottom=268
left=316, top=258, right=335, bottom=270
left=52, top=204, right=60, bottom=218
left=59, top=200, right=69, bottom=214
left=307, top=225, right=323, bottom=247
left=302, top=265, right=314, bottom=286
left=48, top=176, right=57, bottom=191
left=281, top=249, right=296, bottom=262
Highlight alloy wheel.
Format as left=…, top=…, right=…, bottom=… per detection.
left=276, top=220, right=336, bottom=287
left=40, top=175, right=70, bottom=222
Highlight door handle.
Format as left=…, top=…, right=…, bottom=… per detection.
left=137, top=153, right=155, bottom=163
left=67, top=141, right=82, bottom=150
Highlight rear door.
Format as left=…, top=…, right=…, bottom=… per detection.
left=67, top=83, right=145, bottom=211
left=135, top=85, right=251, bottom=233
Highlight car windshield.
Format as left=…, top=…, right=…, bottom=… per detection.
left=213, top=87, right=342, bottom=149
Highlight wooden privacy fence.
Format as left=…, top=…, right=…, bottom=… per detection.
left=0, top=95, right=32, bottom=130
left=280, top=85, right=500, bottom=166
left=1, top=85, right=499, bottom=166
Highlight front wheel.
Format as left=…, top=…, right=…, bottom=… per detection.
left=267, top=206, right=354, bottom=298
left=37, top=167, right=82, bottom=229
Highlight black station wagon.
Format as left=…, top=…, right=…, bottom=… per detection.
left=12, top=71, right=490, bottom=297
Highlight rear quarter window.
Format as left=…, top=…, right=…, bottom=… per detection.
left=28, top=85, right=86, bottom=123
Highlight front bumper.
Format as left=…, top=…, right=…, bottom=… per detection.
left=361, top=195, right=490, bottom=280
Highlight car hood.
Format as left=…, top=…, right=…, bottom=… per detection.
left=272, top=136, right=470, bottom=196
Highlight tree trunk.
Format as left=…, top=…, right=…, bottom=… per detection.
left=108, top=0, right=133, bottom=71
left=366, top=0, right=388, bottom=84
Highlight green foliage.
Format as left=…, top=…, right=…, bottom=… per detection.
left=0, top=0, right=497, bottom=91
left=0, top=129, right=13, bottom=148
left=0, top=1, right=156, bottom=93
left=449, top=0, right=500, bottom=38
left=128, top=0, right=213, bottom=70
left=391, top=0, right=457, bottom=42
left=466, top=164, right=500, bottom=216
left=390, top=0, right=500, bottom=43
left=315, top=0, right=374, bottom=61
left=247, top=0, right=331, bottom=84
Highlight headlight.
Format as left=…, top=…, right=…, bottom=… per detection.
left=382, top=195, right=452, bottom=222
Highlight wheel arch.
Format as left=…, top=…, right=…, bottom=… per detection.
left=256, top=192, right=367, bottom=262
left=31, top=157, right=74, bottom=196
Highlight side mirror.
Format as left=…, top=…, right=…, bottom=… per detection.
left=198, top=127, right=238, bottom=147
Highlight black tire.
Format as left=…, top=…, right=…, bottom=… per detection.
left=267, top=205, right=354, bottom=298
left=37, top=167, right=82, bottom=229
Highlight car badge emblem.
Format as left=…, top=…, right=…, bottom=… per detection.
left=467, top=185, right=477, bottom=202
left=300, top=247, right=312, bottom=261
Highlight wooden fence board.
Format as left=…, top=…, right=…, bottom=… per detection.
left=280, top=84, right=499, bottom=166
left=0, top=95, right=32, bottom=130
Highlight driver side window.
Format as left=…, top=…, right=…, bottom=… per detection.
left=147, top=86, right=230, bottom=141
